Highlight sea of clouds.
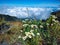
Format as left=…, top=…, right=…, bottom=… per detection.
left=0, top=7, right=60, bottom=20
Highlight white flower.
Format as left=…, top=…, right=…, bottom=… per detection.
left=25, top=32, right=28, bottom=36
left=55, top=20, right=59, bottom=23
left=52, top=19, right=59, bottom=23
left=20, top=30, right=23, bottom=32
left=52, top=19, right=56, bottom=22
left=35, top=25, right=38, bottom=28
left=25, top=31, right=35, bottom=38
left=30, top=30, right=34, bottom=32
left=52, top=15, right=57, bottom=19
left=31, top=24, right=38, bottom=28
left=25, top=32, right=29, bottom=35
left=40, top=25, right=43, bottom=28
left=31, top=32, right=35, bottom=37
left=22, top=36, right=27, bottom=40
left=25, top=32, right=31, bottom=36
left=28, top=35, right=32, bottom=38
left=37, top=33, right=40, bottom=36
left=46, top=23, right=49, bottom=26
left=23, top=24, right=28, bottom=27
left=31, top=24, right=34, bottom=28
left=30, top=30, right=35, bottom=36
left=18, top=36, right=21, bottom=38
left=51, top=24, right=53, bottom=26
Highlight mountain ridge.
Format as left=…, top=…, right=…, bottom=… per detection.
left=0, top=14, right=20, bottom=21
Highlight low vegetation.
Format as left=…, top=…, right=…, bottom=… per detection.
left=17, top=15, right=60, bottom=45
left=0, top=15, right=60, bottom=45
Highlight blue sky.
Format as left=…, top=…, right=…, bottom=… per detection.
left=0, top=0, right=60, bottom=7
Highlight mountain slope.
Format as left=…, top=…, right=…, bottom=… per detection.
left=51, top=10, right=60, bottom=21
left=0, top=14, right=19, bottom=21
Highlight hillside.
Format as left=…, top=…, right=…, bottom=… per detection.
left=0, top=14, right=20, bottom=21
left=51, top=10, right=60, bottom=21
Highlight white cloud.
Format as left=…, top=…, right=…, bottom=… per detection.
left=0, top=7, right=60, bottom=19
left=57, top=8, right=60, bottom=10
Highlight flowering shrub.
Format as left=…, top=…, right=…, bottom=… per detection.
left=0, top=15, right=60, bottom=45
left=17, top=15, right=60, bottom=45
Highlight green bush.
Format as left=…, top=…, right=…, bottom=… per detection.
left=18, top=15, right=60, bottom=45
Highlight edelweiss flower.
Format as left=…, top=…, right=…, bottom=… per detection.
left=22, top=36, right=27, bottom=40
left=31, top=24, right=38, bottom=28
left=18, top=36, right=21, bottom=38
left=55, top=20, right=59, bottom=23
left=25, top=32, right=30, bottom=36
left=46, top=23, right=49, bottom=26
left=28, top=35, right=32, bottom=38
left=37, top=33, right=40, bottom=36
left=25, top=32, right=32, bottom=38
left=51, top=24, right=53, bottom=26
left=52, top=19, right=59, bottom=23
left=52, top=19, right=56, bottom=22
left=40, top=25, right=43, bottom=28
left=25, top=31, right=35, bottom=38
left=31, top=24, right=34, bottom=28
left=30, top=30, right=34, bottom=32
left=31, top=32, right=35, bottom=36
left=52, top=15, right=57, bottom=19
left=23, top=24, right=28, bottom=27
left=20, top=30, right=23, bottom=32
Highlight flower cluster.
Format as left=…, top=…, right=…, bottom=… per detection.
left=17, top=15, right=60, bottom=45
left=31, top=24, right=38, bottom=28
left=23, top=24, right=29, bottom=27
left=18, top=30, right=35, bottom=40
left=51, top=15, right=57, bottom=19
left=18, top=29, right=41, bottom=41
left=51, top=15, right=59, bottom=23
left=40, top=25, right=43, bottom=28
